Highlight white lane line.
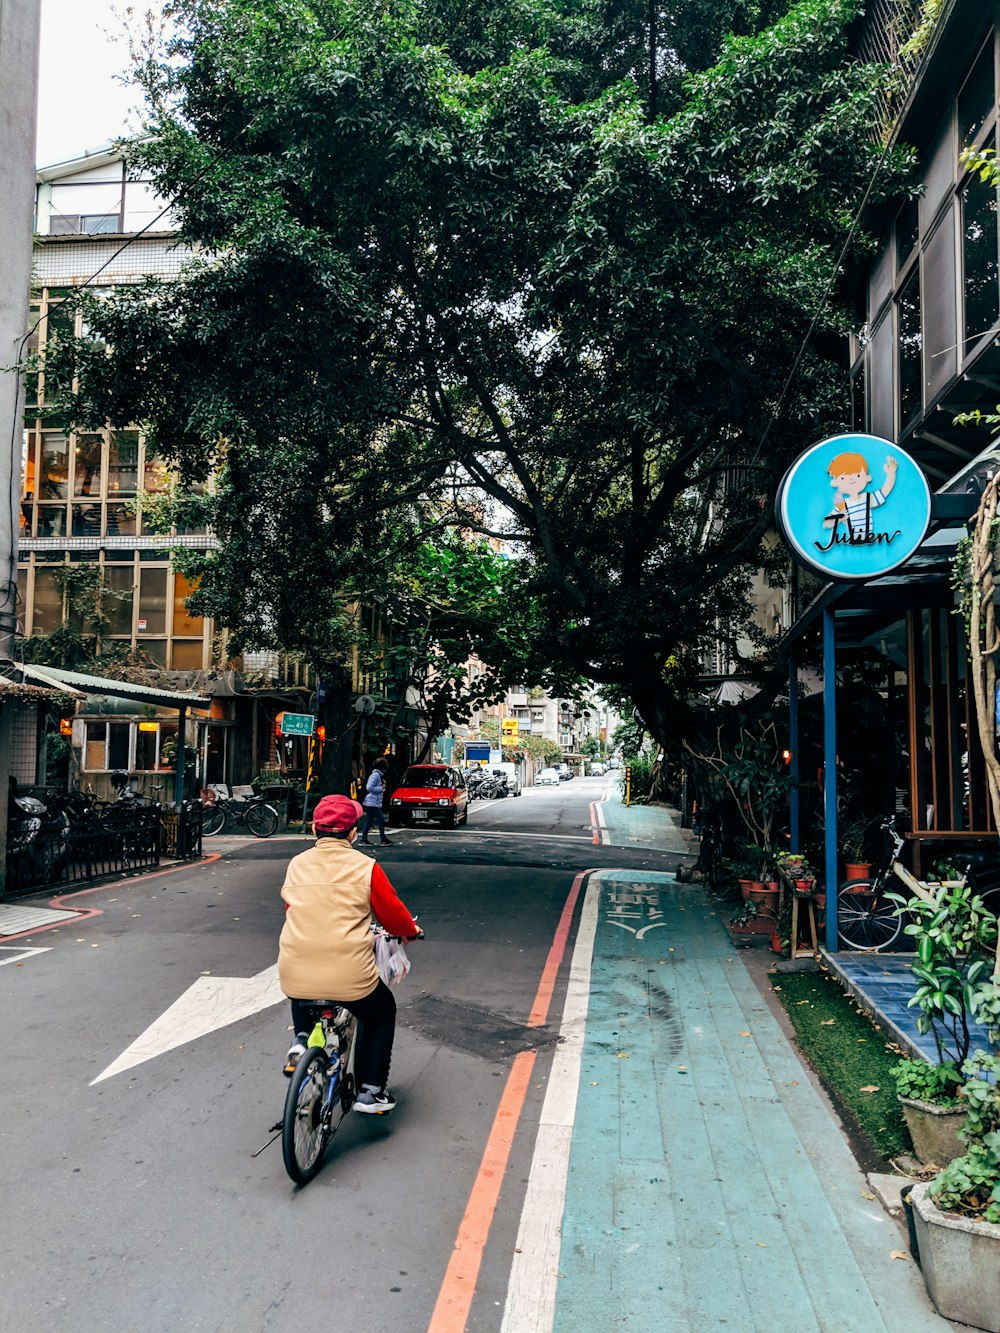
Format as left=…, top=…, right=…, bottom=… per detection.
left=500, top=873, right=600, bottom=1333
left=593, top=800, right=611, bottom=846
left=444, top=829, right=594, bottom=843
left=0, top=945, right=52, bottom=966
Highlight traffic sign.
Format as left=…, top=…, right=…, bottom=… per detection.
left=501, top=718, right=519, bottom=742
left=280, top=712, right=315, bottom=736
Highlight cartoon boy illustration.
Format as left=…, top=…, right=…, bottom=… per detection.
left=824, top=450, right=898, bottom=539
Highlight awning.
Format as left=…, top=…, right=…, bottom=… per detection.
left=10, top=663, right=210, bottom=709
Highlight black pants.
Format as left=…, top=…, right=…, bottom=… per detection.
left=291, top=979, right=397, bottom=1089
left=360, top=804, right=387, bottom=841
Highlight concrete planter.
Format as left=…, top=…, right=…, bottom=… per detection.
left=899, top=1096, right=966, bottom=1166
left=910, top=1181, right=1000, bottom=1332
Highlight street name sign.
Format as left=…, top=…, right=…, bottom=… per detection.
left=280, top=712, right=315, bottom=736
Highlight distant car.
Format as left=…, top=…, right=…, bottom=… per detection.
left=535, top=767, right=561, bottom=786
left=589, top=762, right=606, bottom=776
left=388, top=765, right=468, bottom=828
left=557, top=763, right=573, bottom=781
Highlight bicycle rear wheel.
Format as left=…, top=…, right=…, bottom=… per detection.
left=246, top=802, right=278, bottom=838
left=836, top=879, right=902, bottom=951
left=282, top=1049, right=332, bottom=1185
left=202, top=806, right=226, bottom=837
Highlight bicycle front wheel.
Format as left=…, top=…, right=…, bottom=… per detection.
left=202, top=806, right=226, bottom=837
left=282, top=1049, right=332, bottom=1185
left=246, top=802, right=278, bottom=838
left=836, top=880, right=902, bottom=951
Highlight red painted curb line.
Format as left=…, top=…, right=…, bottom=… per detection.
left=427, top=867, right=596, bottom=1333
left=0, top=853, right=223, bottom=943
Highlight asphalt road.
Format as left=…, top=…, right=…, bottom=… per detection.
left=0, top=777, right=673, bottom=1333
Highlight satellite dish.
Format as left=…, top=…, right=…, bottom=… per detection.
left=355, top=695, right=376, bottom=716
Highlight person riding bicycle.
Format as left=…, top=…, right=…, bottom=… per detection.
left=277, top=793, right=422, bottom=1114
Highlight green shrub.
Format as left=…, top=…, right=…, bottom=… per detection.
left=891, top=1057, right=962, bottom=1106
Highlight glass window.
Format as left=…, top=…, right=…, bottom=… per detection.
left=32, top=567, right=63, bottom=632
left=102, top=546, right=134, bottom=562
left=138, top=639, right=168, bottom=665
left=103, top=565, right=136, bottom=636
left=896, top=198, right=918, bottom=269
left=72, top=503, right=103, bottom=537
left=81, top=213, right=118, bottom=234
left=105, top=502, right=136, bottom=536
left=36, top=506, right=67, bottom=537
left=25, top=308, right=40, bottom=407
left=959, top=41, right=995, bottom=147
left=171, top=640, right=203, bottom=669
left=135, top=724, right=158, bottom=770
left=44, top=295, right=75, bottom=346
left=142, top=447, right=171, bottom=495
left=172, top=572, right=203, bottom=636
left=39, top=432, right=69, bottom=499
left=898, top=269, right=922, bottom=425
left=85, top=722, right=108, bottom=771
left=158, top=721, right=178, bottom=769
left=21, top=432, right=36, bottom=500
left=73, top=434, right=103, bottom=497
left=108, top=723, right=130, bottom=769
left=107, top=431, right=138, bottom=496
left=963, top=171, right=1000, bottom=350
left=137, top=568, right=167, bottom=634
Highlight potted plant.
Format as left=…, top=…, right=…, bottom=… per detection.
left=838, top=813, right=872, bottom=880
left=897, top=879, right=1000, bottom=1330
left=728, top=900, right=771, bottom=941
left=891, top=1057, right=965, bottom=1166
left=774, top=849, right=814, bottom=895
left=910, top=1052, right=1000, bottom=1331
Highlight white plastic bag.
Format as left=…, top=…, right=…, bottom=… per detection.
left=375, top=931, right=411, bottom=987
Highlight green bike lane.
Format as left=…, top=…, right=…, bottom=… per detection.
left=501, top=870, right=948, bottom=1333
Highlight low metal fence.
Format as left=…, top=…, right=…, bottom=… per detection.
left=162, top=800, right=204, bottom=860
left=5, top=800, right=203, bottom=898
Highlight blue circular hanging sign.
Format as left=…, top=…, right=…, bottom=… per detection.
left=776, top=433, right=931, bottom=582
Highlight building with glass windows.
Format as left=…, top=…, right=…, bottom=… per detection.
left=17, top=147, right=318, bottom=800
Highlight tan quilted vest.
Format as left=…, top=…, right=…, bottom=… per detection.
left=277, top=838, right=378, bottom=1001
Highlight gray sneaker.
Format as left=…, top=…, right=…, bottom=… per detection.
left=353, top=1086, right=396, bottom=1114
left=282, top=1035, right=308, bottom=1077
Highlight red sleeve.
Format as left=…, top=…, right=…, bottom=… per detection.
left=370, top=864, right=419, bottom=937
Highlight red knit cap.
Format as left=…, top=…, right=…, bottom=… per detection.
left=312, top=794, right=363, bottom=832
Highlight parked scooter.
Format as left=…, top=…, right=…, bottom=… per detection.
left=6, top=781, right=70, bottom=889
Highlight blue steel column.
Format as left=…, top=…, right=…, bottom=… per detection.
left=788, top=656, right=800, bottom=853
left=823, top=608, right=838, bottom=951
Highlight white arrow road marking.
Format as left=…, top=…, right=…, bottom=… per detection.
left=91, top=963, right=285, bottom=1084
left=0, top=945, right=52, bottom=966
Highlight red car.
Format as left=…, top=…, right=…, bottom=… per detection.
left=388, top=765, right=469, bottom=828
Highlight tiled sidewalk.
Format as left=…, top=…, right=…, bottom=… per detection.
left=824, top=950, right=990, bottom=1064
left=546, top=872, right=949, bottom=1332
left=597, top=787, right=692, bottom=855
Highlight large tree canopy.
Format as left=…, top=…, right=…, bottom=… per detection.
left=47, top=0, right=911, bottom=760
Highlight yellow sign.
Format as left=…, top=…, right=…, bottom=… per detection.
left=501, top=719, right=519, bottom=741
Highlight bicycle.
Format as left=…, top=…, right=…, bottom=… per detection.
left=276, top=925, right=417, bottom=1185
left=280, top=1003, right=359, bottom=1185
left=836, top=815, right=967, bottom=951
left=202, top=792, right=279, bottom=838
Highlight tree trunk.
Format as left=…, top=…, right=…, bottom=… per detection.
left=316, top=663, right=355, bottom=797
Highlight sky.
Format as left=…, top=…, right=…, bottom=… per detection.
left=36, top=0, right=163, bottom=166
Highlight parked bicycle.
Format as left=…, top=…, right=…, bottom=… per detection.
left=836, top=815, right=981, bottom=951
left=202, top=792, right=279, bottom=838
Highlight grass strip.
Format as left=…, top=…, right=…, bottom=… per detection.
left=773, top=968, right=912, bottom=1162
